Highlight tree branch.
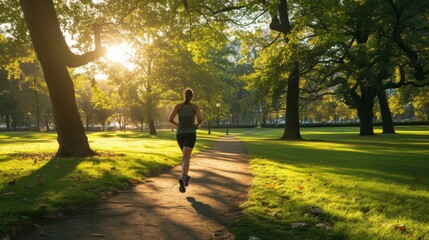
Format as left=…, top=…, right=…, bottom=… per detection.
left=117, top=5, right=138, bottom=25
left=65, top=24, right=107, bottom=68
left=262, top=34, right=281, bottom=49
left=383, top=63, right=429, bottom=88
left=268, top=0, right=292, bottom=35
left=388, top=0, right=427, bottom=81
left=204, top=5, right=245, bottom=14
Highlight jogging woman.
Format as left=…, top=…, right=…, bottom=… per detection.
left=168, top=88, right=203, bottom=193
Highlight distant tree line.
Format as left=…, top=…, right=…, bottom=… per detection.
left=0, top=0, right=428, bottom=155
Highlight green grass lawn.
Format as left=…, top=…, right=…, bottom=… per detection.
left=1, top=127, right=428, bottom=239
left=230, top=126, right=429, bottom=240
left=0, top=130, right=218, bottom=235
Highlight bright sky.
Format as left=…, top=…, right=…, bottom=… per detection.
left=73, top=42, right=137, bottom=81
left=93, top=43, right=137, bottom=81
left=105, top=43, right=137, bottom=71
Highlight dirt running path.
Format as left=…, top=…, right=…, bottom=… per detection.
left=22, top=135, right=252, bottom=240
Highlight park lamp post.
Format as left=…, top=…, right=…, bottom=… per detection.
left=202, top=108, right=211, bottom=135
left=27, top=112, right=31, bottom=131
left=216, top=103, right=220, bottom=125
left=226, top=111, right=229, bottom=135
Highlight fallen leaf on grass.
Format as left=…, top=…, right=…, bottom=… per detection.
left=2, top=192, right=15, bottom=195
left=316, top=223, right=332, bottom=229
left=271, top=210, right=280, bottom=217
left=38, top=204, right=49, bottom=210
left=7, top=179, right=16, bottom=185
left=291, top=222, right=308, bottom=228
left=248, top=236, right=261, bottom=240
left=296, top=185, right=304, bottom=191
left=393, top=224, right=407, bottom=232
left=265, top=183, right=276, bottom=189
left=9, top=152, right=53, bottom=161
left=37, top=176, right=45, bottom=187
left=310, top=206, right=322, bottom=215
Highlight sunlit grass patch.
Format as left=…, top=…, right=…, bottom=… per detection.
left=0, top=130, right=217, bottom=235
left=233, top=126, right=429, bottom=240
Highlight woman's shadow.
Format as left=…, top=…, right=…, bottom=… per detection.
left=186, top=197, right=228, bottom=226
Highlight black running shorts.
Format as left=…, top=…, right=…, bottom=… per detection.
left=176, top=133, right=196, bottom=150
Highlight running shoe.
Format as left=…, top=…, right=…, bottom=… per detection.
left=179, top=177, right=186, bottom=193
left=185, top=175, right=191, bottom=187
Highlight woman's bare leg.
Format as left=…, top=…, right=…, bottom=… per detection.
left=181, top=147, right=193, bottom=176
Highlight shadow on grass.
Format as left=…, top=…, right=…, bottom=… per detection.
left=248, top=133, right=429, bottom=177
left=234, top=132, right=429, bottom=240
left=0, top=132, right=57, bottom=140
left=0, top=130, right=220, bottom=238
left=0, top=155, right=83, bottom=234
left=90, top=131, right=178, bottom=140
left=232, top=193, right=349, bottom=240
left=0, top=139, right=52, bottom=145
left=0, top=152, right=177, bottom=237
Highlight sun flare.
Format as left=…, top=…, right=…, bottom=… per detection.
left=106, top=45, right=128, bottom=62
left=105, top=44, right=136, bottom=70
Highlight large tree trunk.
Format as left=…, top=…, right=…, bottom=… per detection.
left=146, top=87, right=157, bottom=135
left=11, top=115, right=17, bottom=130
left=357, top=87, right=375, bottom=136
left=6, top=115, right=10, bottom=131
left=149, top=119, right=156, bottom=135
left=20, top=0, right=105, bottom=157
left=377, top=89, right=395, bottom=134
left=281, top=63, right=302, bottom=140
left=34, top=79, right=40, bottom=132
left=269, top=0, right=301, bottom=139
left=86, top=116, right=90, bottom=131
left=45, top=114, right=50, bottom=132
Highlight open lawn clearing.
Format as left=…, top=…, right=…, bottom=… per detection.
left=231, top=126, right=429, bottom=240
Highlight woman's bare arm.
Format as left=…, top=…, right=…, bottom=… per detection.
left=168, top=104, right=180, bottom=126
left=194, top=105, right=203, bottom=128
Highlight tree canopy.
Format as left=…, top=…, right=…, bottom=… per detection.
left=0, top=0, right=428, bottom=152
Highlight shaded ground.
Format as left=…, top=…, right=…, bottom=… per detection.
left=20, top=135, right=251, bottom=240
